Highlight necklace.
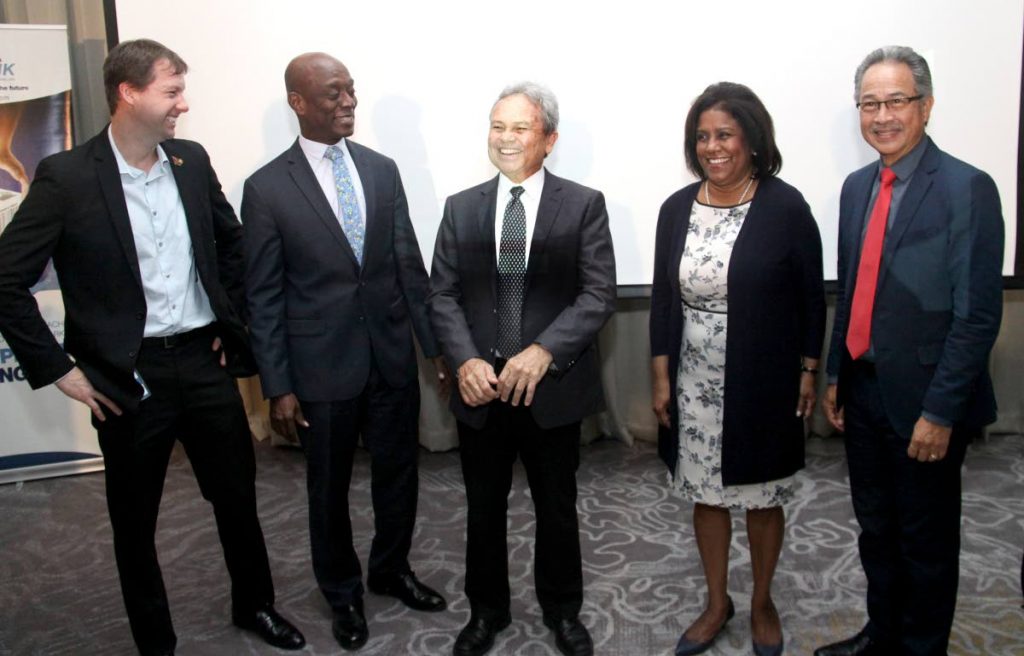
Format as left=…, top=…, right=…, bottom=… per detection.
left=705, top=175, right=755, bottom=206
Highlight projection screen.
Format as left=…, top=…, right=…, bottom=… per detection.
left=114, top=0, right=1023, bottom=286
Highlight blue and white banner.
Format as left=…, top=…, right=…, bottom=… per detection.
left=0, top=24, right=102, bottom=483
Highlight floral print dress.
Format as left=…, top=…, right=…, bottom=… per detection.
left=672, top=200, right=795, bottom=509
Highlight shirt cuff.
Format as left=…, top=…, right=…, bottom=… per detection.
left=921, top=410, right=953, bottom=427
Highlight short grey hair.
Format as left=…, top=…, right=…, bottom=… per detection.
left=854, top=46, right=933, bottom=102
left=495, top=81, right=559, bottom=134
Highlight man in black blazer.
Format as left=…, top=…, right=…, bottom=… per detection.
left=428, top=83, right=616, bottom=656
left=242, top=52, right=447, bottom=651
left=0, top=40, right=303, bottom=655
left=818, top=46, right=1003, bottom=656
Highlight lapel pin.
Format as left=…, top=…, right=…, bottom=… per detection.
left=171, top=156, right=184, bottom=167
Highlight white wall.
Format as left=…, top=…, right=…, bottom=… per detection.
left=115, top=0, right=1023, bottom=284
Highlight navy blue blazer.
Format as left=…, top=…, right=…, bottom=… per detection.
left=650, top=176, right=826, bottom=485
left=826, top=138, right=1003, bottom=438
left=242, top=139, right=438, bottom=402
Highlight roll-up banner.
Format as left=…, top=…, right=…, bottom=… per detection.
left=0, top=24, right=102, bottom=484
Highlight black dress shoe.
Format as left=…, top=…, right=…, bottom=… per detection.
left=543, top=616, right=593, bottom=656
left=368, top=571, right=447, bottom=612
left=333, top=601, right=369, bottom=651
left=814, top=629, right=882, bottom=656
left=453, top=614, right=512, bottom=656
left=232, top=605, right=306, bottom=650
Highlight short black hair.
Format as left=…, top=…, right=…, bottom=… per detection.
left=683, top=82, right=782, bottom=180
left=103, top=39, right=187, bottom=115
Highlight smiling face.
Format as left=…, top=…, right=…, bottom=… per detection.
left=487, top=93, right=558, bottom=183
left=858, top=60, right=933, bottom=165
left=288, top=54, right=356, bottom=144
left=695, top=107, right=753, bottom=189
left=121, top=58, right=188, bottom=142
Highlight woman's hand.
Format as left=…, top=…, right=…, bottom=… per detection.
left=796, top=358, right=819, bottom=419
left=651, top=355, right=671, bottom=428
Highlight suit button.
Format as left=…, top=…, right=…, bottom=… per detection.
left=489, top=347, right=494, bottom=354
left=136, top=312, right=144, bottom=320
left=358, top=316, right=365, bottom=322
left=128, top=351, right=136, bottom=358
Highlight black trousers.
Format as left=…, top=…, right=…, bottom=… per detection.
left=843, top=361, right=968, bottom=656
left=297, top=362, right=420, bottom=611
left=96, top=327, right=274, bottom=656
left=457, top=401, right=583, bottom=622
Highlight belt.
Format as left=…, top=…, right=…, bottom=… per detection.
left=141, top=324, right=217, bottom=349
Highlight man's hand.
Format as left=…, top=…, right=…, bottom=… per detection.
left=907, top=416, right=952, bottom=462
left=270, top=392, right=309, bottom=443
left=55, top=366, right=122, bottom=422
left=823, top=384, right=844, bottom=432
left=212, top=336, right=226, bottom=367
left=496, top=344, right=553, bottom=407
left=432, top=356, right=452, bottom=401
left=457, top=358, right=499, bottom=407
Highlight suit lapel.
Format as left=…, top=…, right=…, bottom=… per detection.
left=877, top=141, right=938, bottom=289
left=845, top=166, right=876, bottom=292
left=285, top=139, right=359, bottom=267
left=347, top=140, right=377, bottom=265
left=93, top=133, right=144, bottom=292
left=526, top=170, right=565, bottom=285
left=163, top=141, right=208, bottom=270
left=479, top=177, right=499, bottom=300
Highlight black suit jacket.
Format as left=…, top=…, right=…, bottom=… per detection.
left=826, top=138, right=1003, bottom=438
left=0, top=130, right=255, bottom=411
left=649, top=177, right=826, bottom=484
left=427, top=170, right=616, bottom=430
left=242, top=139, right=438, bottom=402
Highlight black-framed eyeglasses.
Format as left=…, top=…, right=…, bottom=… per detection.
left=856, top=95, right=924, bottom=113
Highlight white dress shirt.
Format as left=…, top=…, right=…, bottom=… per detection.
left=494, top=168, right=545, bottom=266
left=297, top=135, right=368, bottom=225
left=108, top=128, right=215, bottom=338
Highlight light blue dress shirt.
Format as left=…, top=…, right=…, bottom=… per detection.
left=108, top=128, right=215, bottom=338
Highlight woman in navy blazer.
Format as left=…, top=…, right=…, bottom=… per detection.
left=649, top=83, right=826, bottom=656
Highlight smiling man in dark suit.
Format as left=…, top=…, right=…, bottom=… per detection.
left=818, top=46, right=1004, bottom=656
left=0, top=39, right=304, bottom=655
left=428, top=82, right=616, bottom=656
left=242, top=52, right=448, bottom=652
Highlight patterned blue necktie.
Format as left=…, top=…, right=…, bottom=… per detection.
left=497, top=186, right=527, bottom=357
left=324, top=145, right=364, bottom=264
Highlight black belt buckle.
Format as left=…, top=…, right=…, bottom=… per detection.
left=155, top=333, right=181, bottom=349
left=144, top=324, right=213, bottom=350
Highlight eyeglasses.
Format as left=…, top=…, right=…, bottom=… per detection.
left=856, top=95, right=924, bottom=113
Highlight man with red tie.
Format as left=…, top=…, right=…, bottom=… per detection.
left=818, top=46, right=1004, bottom=656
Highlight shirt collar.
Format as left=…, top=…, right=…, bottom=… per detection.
left=497, top=167, right=545, bottom=200
left=107, top=126, right=169, bottom=179
left=879, top=134, right=930, bottom=182
left=299, top=135, right=350, bottom=163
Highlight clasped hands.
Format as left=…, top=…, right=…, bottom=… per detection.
left=457, top=344, right=553, bottom=408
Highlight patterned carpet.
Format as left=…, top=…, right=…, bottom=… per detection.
left=1, top=434, right=1022, bottom=655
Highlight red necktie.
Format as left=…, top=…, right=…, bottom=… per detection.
left=846, top=167, right=897, bottom=360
